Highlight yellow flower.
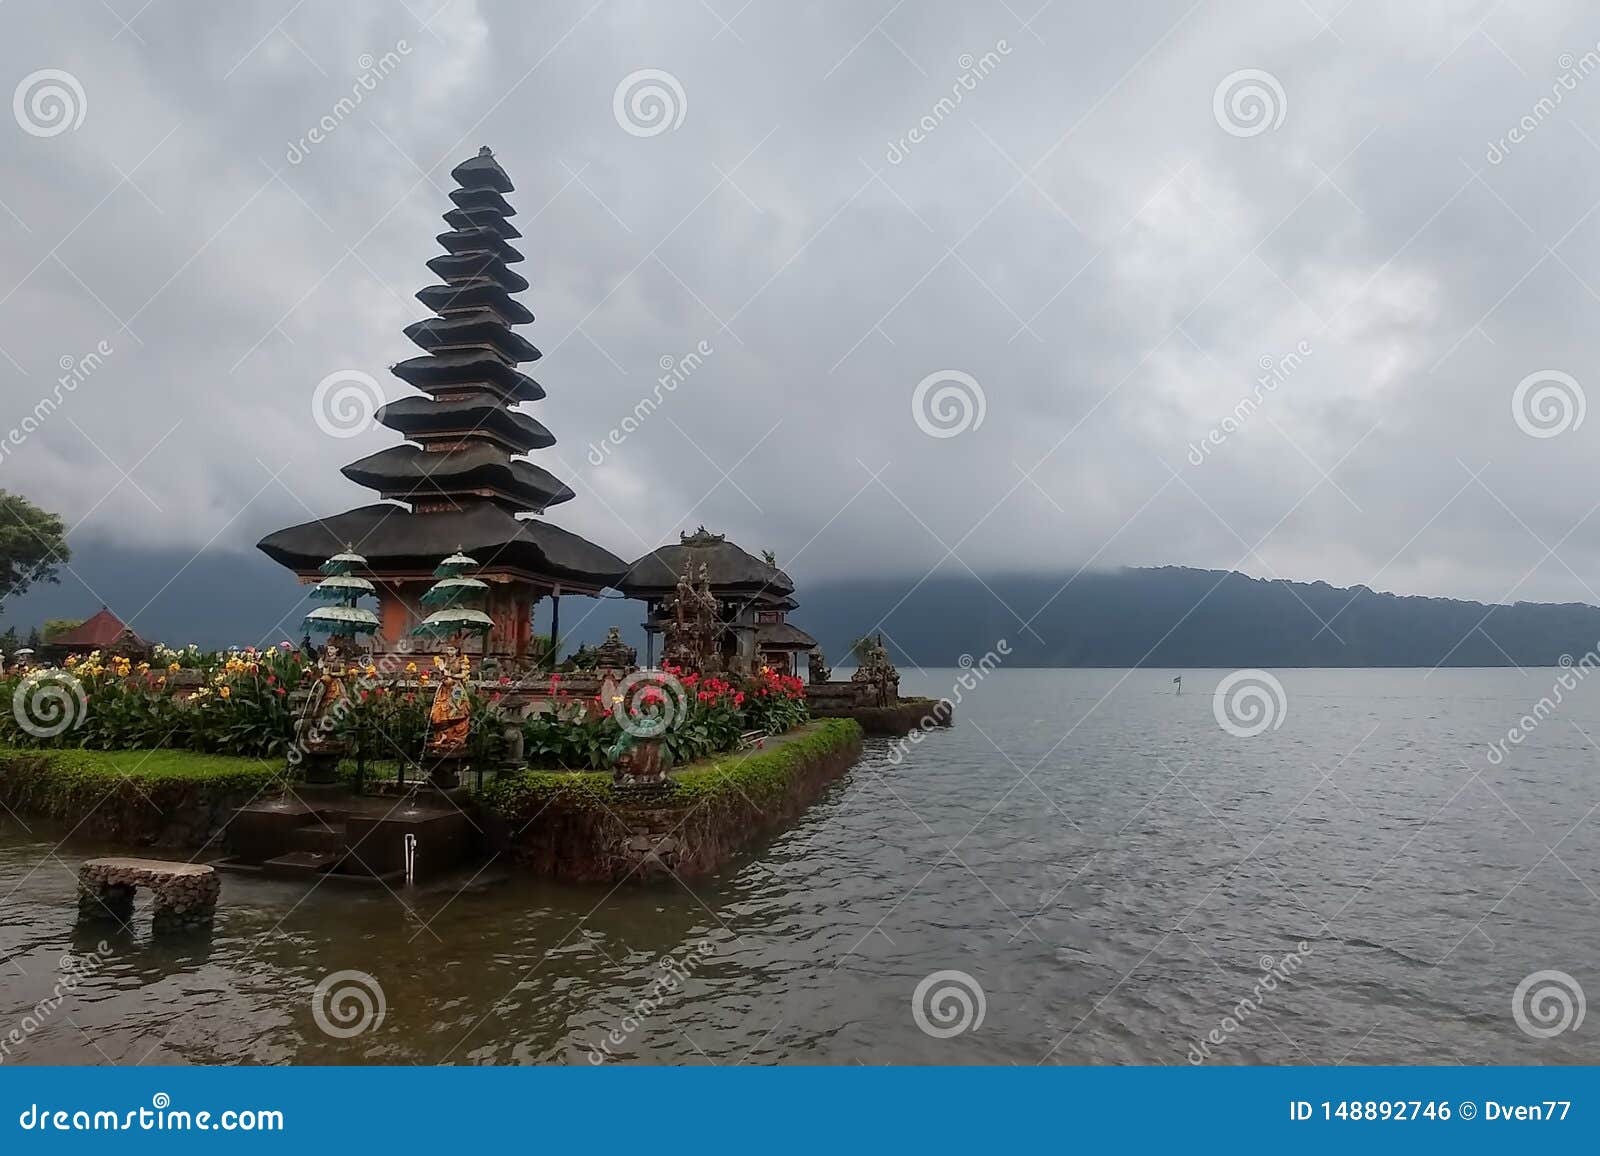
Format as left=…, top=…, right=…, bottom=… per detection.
left=365, top=664, right=377, bottom=677
left=219, top=686, right=231, bottom=699
left=64, top=655, right=77, bottom=668
left=168, top=662, right=181, bottom=673
left=405, top=661, right=417, bottom=673
left=419, top=672, right=430, bottom=683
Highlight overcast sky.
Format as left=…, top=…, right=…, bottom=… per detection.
left=5, top=0, right=1600, bottom=610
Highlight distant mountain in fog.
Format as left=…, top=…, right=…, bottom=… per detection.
left=797, top=567, right=1600, bottom=669
left=5, top=547, right=1598, bottom=668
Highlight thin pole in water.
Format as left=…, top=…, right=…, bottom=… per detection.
left=1173, top=674, right=1183, bottom=695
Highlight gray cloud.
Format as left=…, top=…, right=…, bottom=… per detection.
left=4, top=0, right=1600, bottom=610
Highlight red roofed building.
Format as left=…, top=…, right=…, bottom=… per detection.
left=41, top=608, right=150, bottom=662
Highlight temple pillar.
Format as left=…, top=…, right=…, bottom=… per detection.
left=377, top=583, right=417, bottom=649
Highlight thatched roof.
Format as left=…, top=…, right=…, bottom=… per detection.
left=619, top=528, right=795, bottom=597
left=46, top=608, right=145, bottom=650
left=756, top=621, right=817, bottom=650
left=257, top=503, right=626, bottom=590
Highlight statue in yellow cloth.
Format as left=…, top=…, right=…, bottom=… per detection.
left=295, top=642, right=351, bottom=780
left=425, top=650, right=472, bottom=757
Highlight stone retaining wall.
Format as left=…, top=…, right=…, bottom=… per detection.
left=0, top=752, right=280, bottom=850
left=483, top=720, right=864, bottom=883
left=809, top=695, right=954, bottom=735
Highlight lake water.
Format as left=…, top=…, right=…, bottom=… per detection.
left=2, top=668, right=1596, bottom=1065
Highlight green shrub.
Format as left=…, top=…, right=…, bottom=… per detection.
left=0, top=747, right=284, bottom=828
left=478, top=719, right=862, bottom=821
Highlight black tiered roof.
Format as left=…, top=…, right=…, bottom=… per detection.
left=258, top=147, right=625, bottom=590
left=620, top=528, right=796, bottom=598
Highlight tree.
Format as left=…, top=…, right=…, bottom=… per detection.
left=0, top=490, right=69, bottom=609
left=41, top=618, right=84, bottom=641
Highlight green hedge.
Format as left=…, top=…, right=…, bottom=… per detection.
left=0, top=746, right=283, bottom=827
left=478, top=718, right=862, bottom=819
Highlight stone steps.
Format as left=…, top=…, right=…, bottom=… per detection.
left=261, top=850, right=341, bottom=877
left=285, top=823, right=348, bottom=854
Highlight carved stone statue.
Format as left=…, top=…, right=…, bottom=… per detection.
left=592, top=626, right=637, bottom=674
left=661, top=562, right=720, bottom=673
left=849, top=633, right=899, bottom=707
left=808, top=649, right=831, bottom=684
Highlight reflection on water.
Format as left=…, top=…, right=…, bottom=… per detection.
left=2, top=668, right=1598, bottom=1065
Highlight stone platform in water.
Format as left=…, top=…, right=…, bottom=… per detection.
left=77, top=857, right=220, bottom=933
left=222, top=787, right=476, bottom=884
left=806, top=688, right=954, bottom=736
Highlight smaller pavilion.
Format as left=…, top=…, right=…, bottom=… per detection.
left=619, top=528, right=816, bottom=675
left=40, top=608, right=149, bottom=664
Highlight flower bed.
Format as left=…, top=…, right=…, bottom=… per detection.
left=0, top=647, right=808, bottom=773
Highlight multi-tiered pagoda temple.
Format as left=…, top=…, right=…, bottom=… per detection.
left=259, top=147, right=626, bottom=659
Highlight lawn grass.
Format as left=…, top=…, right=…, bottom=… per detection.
left=0, top=746, right=280, bottom=781
left=0, top=747, right=284, bottom=842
